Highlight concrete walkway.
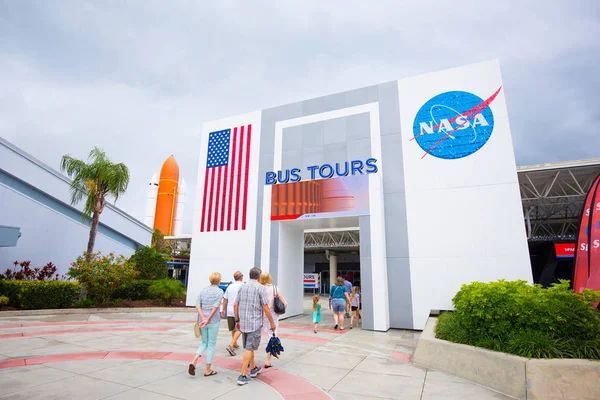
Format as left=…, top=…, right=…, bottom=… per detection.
left=0, top=299, right=511, bottom=399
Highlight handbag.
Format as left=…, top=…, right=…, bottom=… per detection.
left=193, top=321, right=201, bottom=338
left=273, top=285, right=286, bottom=315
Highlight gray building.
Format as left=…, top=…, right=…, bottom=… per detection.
left=0, top=137, right=151, bottom=275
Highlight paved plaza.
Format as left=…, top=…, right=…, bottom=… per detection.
left=0, top=298, right=511, bottom=399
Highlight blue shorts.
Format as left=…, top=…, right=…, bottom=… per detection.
left=331, top=298, right=346, bottom=313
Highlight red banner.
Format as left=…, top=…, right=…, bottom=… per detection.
left=573, top=174, right=600, bottom=298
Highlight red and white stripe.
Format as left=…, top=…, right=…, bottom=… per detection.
left=200, top=125, right=252, bottom=232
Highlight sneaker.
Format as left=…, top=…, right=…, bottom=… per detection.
left=237, top=375, right=251, bottom=385
left=226, top=345, right=236, bottom=356
left=250, top=366, right=262, bottom=378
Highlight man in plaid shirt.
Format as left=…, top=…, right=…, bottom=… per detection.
left=234, top=267, right=276, bottom=386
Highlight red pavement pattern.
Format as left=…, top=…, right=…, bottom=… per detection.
left=0, top=319, right=340, bottom=399
left=0, top=351, right=330, bottom=399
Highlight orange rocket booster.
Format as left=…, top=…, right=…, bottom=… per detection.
left=154, top=156, right=179, bottom=236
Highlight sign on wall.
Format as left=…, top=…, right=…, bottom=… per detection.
left=270, top=174, right=369, bottom=221
left=554, top=243, right=575, bottom=259
left=303, top=273, right=319, bottom=289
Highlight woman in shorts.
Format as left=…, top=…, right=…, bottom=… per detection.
left=328, top=276, right=350, bottom=330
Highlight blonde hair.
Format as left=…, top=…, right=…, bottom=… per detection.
left=335, top=276, right=345, bottom=286
left=312, top=295, right=320, bottom=311
left=350, top=286, right=359, bottom=303
left=258, top=272, right=272, bottom=285
left=209, top=272, right=222, bottom=285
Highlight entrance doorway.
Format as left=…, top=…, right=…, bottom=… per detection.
left=266, top=215, right=385, bottom=330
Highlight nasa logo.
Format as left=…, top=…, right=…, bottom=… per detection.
left=412, top=87, right=502, bottom=159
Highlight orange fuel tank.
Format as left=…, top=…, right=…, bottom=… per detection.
left=154, top=156, right=179, bottom=236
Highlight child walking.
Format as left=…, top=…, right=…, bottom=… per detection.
left=313, top=295, right=321, bottom=333
left=350, top=287, right=360, bottom=329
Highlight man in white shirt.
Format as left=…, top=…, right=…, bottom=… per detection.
left=222, top=271, right=244, bottom=356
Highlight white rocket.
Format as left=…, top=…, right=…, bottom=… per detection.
left=144, top=173, right=159, bottom=228
left=173, top=178, right=186, bottom=236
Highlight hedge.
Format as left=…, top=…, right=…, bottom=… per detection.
left=0, top=280, right=81, bottom=309
left=435, top=280, right=600, bottom=359
left=0, top=279, right=164, bottom=309
left=110, top=279, right=159, bottom=301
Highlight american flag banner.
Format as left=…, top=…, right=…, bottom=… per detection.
left=200, top=125, right=252, bottom=232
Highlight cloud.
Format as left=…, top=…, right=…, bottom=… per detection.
left=1, top=0, right=598, bottom=233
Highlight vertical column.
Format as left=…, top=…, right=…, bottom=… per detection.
left=278, top=185, right=286, bottom=216
left=329, top=254, right=337, bottom=293
left=299, top=181, right=305, bottom=214
left=295, top=182, right=301, bottom=214
left=311, top=181, right=317, bottom=213
left=288, top=182, right=294, bottom=215
left=317, top=181, right=321, bottom=213
left=271, top=183, right=279, bottom=217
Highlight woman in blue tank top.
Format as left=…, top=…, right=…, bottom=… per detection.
left=329, top=276, right=350, bottom=330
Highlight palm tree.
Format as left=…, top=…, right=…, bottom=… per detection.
left=61, top=147, right=130, bottom=261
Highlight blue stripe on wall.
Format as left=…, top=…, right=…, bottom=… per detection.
left=0, top=169, right=139, bottom=250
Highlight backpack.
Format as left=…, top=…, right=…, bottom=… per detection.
left=273, top=285, right=286, bottom=315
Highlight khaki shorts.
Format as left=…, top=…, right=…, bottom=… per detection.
left=242, top=328, right=262, bottom=351
left=227, top=317, right=237, bottom=332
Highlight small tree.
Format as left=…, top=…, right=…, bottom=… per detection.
left=68, top=252, right=137, bottom=304
left=151, top=229, right=167, bottom=253
left=130, top=246, right=167, bottom=280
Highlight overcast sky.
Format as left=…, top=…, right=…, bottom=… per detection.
left=1, top=1, right=598, bottom=233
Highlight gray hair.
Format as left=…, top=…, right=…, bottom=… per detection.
left=249, top=267, right=262, bottom=280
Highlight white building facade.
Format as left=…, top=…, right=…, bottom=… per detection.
left=187, top=60, right=532, bottom=331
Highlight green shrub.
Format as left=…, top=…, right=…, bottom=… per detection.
left=0, top=280, right=36, bottom=306
left=68, top=252, right=137, bottom=304
left=74, top=298, right=97, bottom=308
left=19, top=281, right=80, bottom=309
left=148, top=279, right=186, bottom=306
left=129, top=246, right=167, bottom=280
left=110, top=280, right=157, bottom=300
left=0, top=280, right=80, bottom=309
left=0, top=295, right=8, bottom=306
left=111, top=298, right=128, bottom=306
left=436, top=280, right=600, bottom=360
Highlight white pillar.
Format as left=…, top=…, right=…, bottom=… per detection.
left=329, top=254, right=337, bottom=292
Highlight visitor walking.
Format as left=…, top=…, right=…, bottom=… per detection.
left=349, top=286, right=360, bottom=329
left=234, top=267, right=276, bottom=386
left=343, top=275, right=352, bottom=317
left=222, top=270, right=244, bottom=356
left=329, top=276, right=351, bottom=330
left=258, top=272, right=287, bottom=368
left=313, top=294, right=321, bottom=333
left=189, top=272, right=223, bottom=377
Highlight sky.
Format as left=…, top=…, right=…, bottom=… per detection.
left=1, top=0, right=598, bottom=233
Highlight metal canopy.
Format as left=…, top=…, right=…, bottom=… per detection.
left=304, top=227, right=360, bottom=251
left=518, top=158, right=600, bottom=241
